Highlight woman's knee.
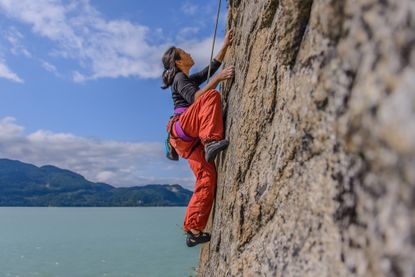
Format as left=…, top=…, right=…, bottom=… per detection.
left=203, top=89, right=220, bottom=100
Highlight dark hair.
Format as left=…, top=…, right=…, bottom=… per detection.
left=161, top=46, right=181, bottom=89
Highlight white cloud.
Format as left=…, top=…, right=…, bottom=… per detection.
left=0, top=0, right=166, bottom=80
left=3, top=26, right=32, bottom=57
left=72, top=70, right=86, bottom=82
left=181, top=3, right=198, bottom=16
left=178, top=37, right=224, bottom=71
left=180, top=2, right=224, bottom=28
left=177, top=26, right=200, bottom=41
left=0, top=0, right=226, bottom=82
left=41, top=60, right=57, bottom=74
left=0, top=59, right=24, bottom=83
left=0, top=117, right=24, bottom=138
left=96, top=170, right=116, bottom=183
left=0, top=116, right=195, bottom=189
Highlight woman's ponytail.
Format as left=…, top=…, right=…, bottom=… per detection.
left=161, top=46, right=181, bottom=89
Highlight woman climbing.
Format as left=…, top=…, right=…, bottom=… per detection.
left=161, top=29, right=234, bottom=247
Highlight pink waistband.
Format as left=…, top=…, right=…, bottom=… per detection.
left=173, top=107, right=197, bottom=142
left=174, top=120, right=197, bottom=142
left=174, top=107, right=189, bottom=115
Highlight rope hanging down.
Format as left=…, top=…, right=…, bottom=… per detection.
left=207, top=0, right=222, bottom=82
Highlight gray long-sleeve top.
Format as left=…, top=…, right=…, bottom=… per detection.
left=171, top=59, right=222, bottom=110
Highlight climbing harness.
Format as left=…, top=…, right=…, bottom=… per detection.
left=165, top=108, right=200, bottom=161
left=173, top=108, right=198, bottom=142
left=165, top=116, right=179, bottom=161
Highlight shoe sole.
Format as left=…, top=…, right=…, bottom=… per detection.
left=205, top=141, right=229, bottom=163
left=186, top=234, right=211, bottom=247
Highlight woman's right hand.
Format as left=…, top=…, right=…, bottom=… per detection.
left=218, top=66, right=235, bottom=81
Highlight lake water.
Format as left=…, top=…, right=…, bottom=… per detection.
left=0, top=207, right=199, bottom=277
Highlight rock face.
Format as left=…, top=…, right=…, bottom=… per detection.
left=197, top=0, right=415, bottom=276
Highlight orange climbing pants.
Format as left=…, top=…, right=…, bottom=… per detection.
left=167, top=89, right=224, bottom=232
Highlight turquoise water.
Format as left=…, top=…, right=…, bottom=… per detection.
left=0, top=207, right=199, bottom=277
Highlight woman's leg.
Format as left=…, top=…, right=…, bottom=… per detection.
left=179, top=89, right=224, bottom=145
left=183, top=144, right=217, bottom=232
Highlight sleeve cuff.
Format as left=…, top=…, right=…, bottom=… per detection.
left=213, top=58, right=222, bottom=64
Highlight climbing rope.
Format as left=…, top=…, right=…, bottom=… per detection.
left=207, top=0, right=222, bottom=82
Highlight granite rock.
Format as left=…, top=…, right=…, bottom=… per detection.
left=196, top=0, right=415, bottom=276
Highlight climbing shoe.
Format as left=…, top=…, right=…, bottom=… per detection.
left=204, top=139, right=229, bottom=162
left=186, top=231, right=211, bottom=247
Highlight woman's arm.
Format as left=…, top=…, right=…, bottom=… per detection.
left=193, top=30, right=235, bottom=101
left=189, top=59, right=222, bottom=86
left=193, top=66, right=234, bottom=101
left=175, top=66, right=234, bottom=103
left=214, top=29, right=233, bottom=62
left=189, top=29, right=234, bottom=85
left=193, top=74, right=222, bottom=101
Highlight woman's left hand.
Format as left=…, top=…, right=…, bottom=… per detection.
left=224, top=28, right=233, bottom=47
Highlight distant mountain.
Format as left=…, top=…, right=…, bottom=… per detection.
left=0, top=159, right=192, bottom=207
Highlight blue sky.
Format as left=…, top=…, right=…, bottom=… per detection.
left=0, top=0, right=228, bottom=189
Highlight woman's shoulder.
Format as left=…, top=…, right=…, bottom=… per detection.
left=170, top=71, right=182, bottom=90
left=174, top=71, right=187, bottom=80
left=172, top=71, right=190, bottom=86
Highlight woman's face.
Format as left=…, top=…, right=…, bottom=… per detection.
left=176, top=48, right=194, bottom=69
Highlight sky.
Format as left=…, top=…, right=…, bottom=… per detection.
left=0, top=0, right=228, bottom=190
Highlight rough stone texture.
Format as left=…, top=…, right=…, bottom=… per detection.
left=196, top=0, right=415, bottom=276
